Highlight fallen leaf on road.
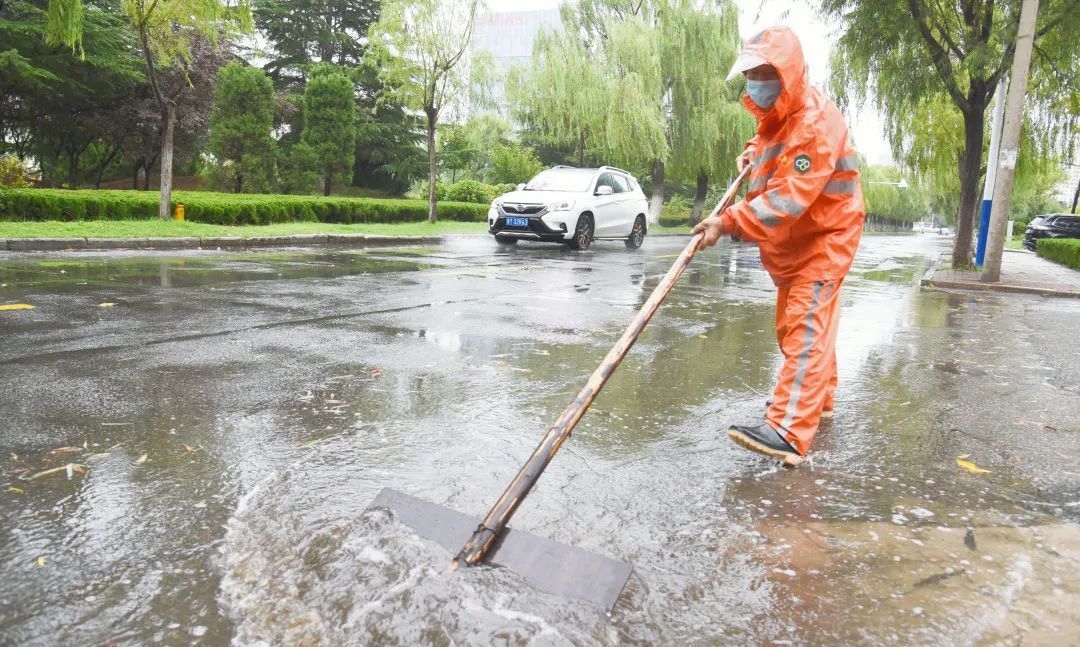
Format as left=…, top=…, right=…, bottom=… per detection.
left=1043, top=424, right=1059, bottom=432
left=956, top=458, right=991, bottom=474
left=7, top=486, right=24, bottom=494
left=136, top=453, right=148, bottom=464
left=50, top=446, right=82, bottom=455
left=193, top=501, right=207, bottom=508
left=98, top=302, right=117, bottom=307
left=0, top=303, right=34, bottom=311
left=698, top=335, right=708, bottom=340
left=371, top=368, right=383, bottom=378
left=184, top=445, right=199, bottom=454
left=36, top=557, right=45, bottom=567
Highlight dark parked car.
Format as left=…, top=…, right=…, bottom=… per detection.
left=1023, top=214, right=1080, bottom=251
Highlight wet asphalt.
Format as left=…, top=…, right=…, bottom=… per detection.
left=1, top=234, right=1078, bottom=645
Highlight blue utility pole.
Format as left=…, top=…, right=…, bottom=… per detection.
left=976, top=78, right=1007, bottom=267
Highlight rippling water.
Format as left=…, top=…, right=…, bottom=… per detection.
left=2, top=236, right=1078, bottom=644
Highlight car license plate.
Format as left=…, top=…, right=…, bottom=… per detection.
left=506, top=217, right=529, bottom=227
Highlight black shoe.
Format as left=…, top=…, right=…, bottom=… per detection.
left=727, top=423, right=803, bottom=465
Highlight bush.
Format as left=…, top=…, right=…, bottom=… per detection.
left=0, top=188, right=488, bottom=225
left=444, top=179, right=493, bottom=204
left=659, top=204, right=689, bottom=227
left=0, top=154, right=36, bottom=188
left=1037, top=238, right=1080, bottom=271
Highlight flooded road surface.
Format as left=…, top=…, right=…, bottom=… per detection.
left=1, top=235, right=1078, bottom=645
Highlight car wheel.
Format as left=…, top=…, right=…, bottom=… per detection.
left=625, top=215, right=646, bottom=250
left=494, top=235, right=518, bottom=247
left=568, top=215, right=593, bottom=250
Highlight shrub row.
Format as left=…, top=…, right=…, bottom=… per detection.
left=0, top=189, right=489, bottom=225
left=1036, top=238, right=1080, bottom=271
left=420, top=180, right=517, bottom=205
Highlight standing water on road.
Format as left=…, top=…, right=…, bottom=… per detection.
left=1, top=236, right=1077, bottom=644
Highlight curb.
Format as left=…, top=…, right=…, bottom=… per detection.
left=921, top=261, right=1080, bottom=299
left=0, top=234, right=443, bottom=252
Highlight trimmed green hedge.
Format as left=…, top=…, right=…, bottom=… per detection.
left=1036, top=238, right=1080, bottom=271
left=0, top=189, right=489, bottom=225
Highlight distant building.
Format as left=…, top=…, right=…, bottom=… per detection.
left=469, top=9, right=562, bottom=119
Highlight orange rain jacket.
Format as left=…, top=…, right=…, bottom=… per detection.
left=720, top=27, right=865, bottom=287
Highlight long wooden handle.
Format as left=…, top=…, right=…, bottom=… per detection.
left=452, top=167, right=752, bottom=570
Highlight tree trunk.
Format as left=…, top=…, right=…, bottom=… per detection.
left=1071, top=175, right=1079, bottom=214
left=952, top=105, right=986, bottom=268
left=133, top=158, right=143, bottom=190
left=235, top=170, right=244, bottom=194
left=426, top=108, right=438, bottom=224
left=67, top=149, right=79, bottom=188
left=323, top=169, right=332, bottom=196
left=577, top=132, right=585, bottom=167
left=647, top=160, right=665, bottom=224
left=158, top=103, right=176, bottom=220
left=689, top=171, right=708, bottom=226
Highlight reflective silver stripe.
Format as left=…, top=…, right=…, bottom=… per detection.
left=781, top=281, right=827, bottom=430
left=748, top=169, right=776, bottom=192
left=755, top=143, right=785, bottom=166
left=764, top=189, right=806, bottom=217
left=824, top=179, right=857, bottom=194
left=748, top=196, right=780, bottom=227
left=836, top=155, right=858, bottom=171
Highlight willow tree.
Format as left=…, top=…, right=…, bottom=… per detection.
left=505, top=30, right=612, bottom=169
left=659, top=0, right=752, bottom=224
left=512, top=0, right=747, bottom=223
left=821, top=0, right=1080, bottom=267
left=368, top=0, right=481, bottom=223
left=46, top=0, right=251, bottom=218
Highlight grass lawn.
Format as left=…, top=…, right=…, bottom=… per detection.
left=0, top=220, right=694, bottom=239
left=1006, top=235, right=1024, bottom=250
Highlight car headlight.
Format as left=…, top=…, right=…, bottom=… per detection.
left=548, top=200, right=575, bottom=212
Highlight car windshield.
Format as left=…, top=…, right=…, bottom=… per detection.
left=524, top=169, right=596, bottom=192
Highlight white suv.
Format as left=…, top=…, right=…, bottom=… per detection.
left=487, top=166, right=650, bottom=250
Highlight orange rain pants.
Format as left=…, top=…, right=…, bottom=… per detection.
left=765, top=279, right=842, bottom=456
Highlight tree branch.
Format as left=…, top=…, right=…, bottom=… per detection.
left=908, top=0, right=970, bottom=112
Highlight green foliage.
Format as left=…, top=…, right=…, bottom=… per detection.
left=277, top=143, right=321, bottom=195
left=0, top=188, right=488, bottom=224
left=438, top=115, right=511, bottom=182
left=302, top=66, right=357, bottom=194
left=0, top=155, right=36, bottom=188
left=487, top=143, right=542, bottom=185
left=252, top=0, right=379, bottom=85
left=418, top=180, right=512, bottom=205
left=369, top=0, right=483, bottom=220
left=511, top=0, right=748, bottom=182
left=208, top=61, right=276, bottom=193
left=1037, top=238, right=1080, bottom=271
left=821, top=0, right=1080, bottom=262
left=861, top=164, right=931, bottom=222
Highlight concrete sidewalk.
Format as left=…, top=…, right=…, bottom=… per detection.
left=921, top=248, right=1080, bottom=298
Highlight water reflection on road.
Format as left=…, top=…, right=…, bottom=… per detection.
left=1, top=235, right=1077, bottom=645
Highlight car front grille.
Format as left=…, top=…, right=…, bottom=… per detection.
left=498, top=203, right=546, bottom=216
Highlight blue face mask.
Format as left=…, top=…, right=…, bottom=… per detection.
left=746, top=79, right=781, bottom=110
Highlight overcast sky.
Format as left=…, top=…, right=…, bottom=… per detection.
left=484, top=0, right=893, bottom=164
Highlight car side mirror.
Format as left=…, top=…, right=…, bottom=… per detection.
left=596, top=186, right=613, bottom=196
left=516, top=183, right=525, bottom=191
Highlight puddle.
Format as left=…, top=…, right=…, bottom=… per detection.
left=2, top=235, right=1078, bottom=644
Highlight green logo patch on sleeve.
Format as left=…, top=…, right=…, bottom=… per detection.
left=794, top=154, right=811, bottom=173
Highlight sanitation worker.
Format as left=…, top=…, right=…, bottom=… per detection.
left=692, top=26, right=865, bottom=466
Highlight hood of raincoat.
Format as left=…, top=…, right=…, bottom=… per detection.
left=729, top=26, right=809, bottom=125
